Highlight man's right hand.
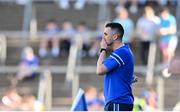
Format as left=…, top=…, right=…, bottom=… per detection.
left=100, top=38, right=107, bottom=49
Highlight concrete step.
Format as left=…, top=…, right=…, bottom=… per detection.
left=0, top=4, right=23, bottom=30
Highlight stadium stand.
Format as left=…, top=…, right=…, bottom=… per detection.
left=0, top=0, right=179, bottom=110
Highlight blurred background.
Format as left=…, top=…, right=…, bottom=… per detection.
left=0, top=0, right=179, bottom=111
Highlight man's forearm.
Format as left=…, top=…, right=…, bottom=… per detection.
left=96, top=51, right=106, bottom=75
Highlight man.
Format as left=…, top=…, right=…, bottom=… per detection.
left=39, top=19, right=60, bottom=58
left=159, top=7, right=177, bottom=64
left=96, top=22, right=134, bottom=111
left=136, top=6, right=159, bottom=65
left=159, top=7, right=178, bottom=77
left=113, top=7, right=134, bottom=49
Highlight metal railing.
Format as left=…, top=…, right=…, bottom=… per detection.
left=0, top=35, right=7, bottom=65
left=37, top=70, right=52, bottom=110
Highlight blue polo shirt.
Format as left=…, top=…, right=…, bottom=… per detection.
left=103, top=44, right=134, bottom=105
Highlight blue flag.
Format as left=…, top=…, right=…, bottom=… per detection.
left=71, top=88, right=88, bottom=111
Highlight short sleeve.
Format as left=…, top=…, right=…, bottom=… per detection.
left=170, top=15, right=176, bottom=26
left=103, top=53, right=125, bottom=72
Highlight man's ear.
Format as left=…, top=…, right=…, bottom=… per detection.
left=113, top=35, right=119, bottom=40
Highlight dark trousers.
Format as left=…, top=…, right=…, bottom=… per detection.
left=104, top=102, right=133, bottom=111
left=141, top=41, right=150, bottom=65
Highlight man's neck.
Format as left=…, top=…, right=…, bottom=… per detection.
left=113, top=41, right=124, bottom=51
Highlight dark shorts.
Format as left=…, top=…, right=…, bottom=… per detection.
left=104, top=102, right=133, bottom=111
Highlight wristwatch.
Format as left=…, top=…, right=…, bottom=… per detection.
left=100, top=48, right=107, bottom=53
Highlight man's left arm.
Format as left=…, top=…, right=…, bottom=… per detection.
left=96, top=49, right=108, bottom=76
left=96, top=38, right=108, bottom=76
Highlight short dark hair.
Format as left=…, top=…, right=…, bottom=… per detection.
left=105, top=22, right=124, bottom=40
left=48, top=19, right=56, bottom=23
left=78, top=21, right=86, bottom=26
left=160, top=6, right=169, bottom=13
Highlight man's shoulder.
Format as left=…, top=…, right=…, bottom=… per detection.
left=115, top=46, right=133, bottom=61
left=115, top=45, right=130, bottom=54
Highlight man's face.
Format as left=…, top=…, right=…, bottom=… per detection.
left=161, top=10, right=169, bottom=20
left=103, top=27, right=119, bottom=46
left=47, top=22, right=57, bottom=30
left=103, top=27, right=114, bottom=46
